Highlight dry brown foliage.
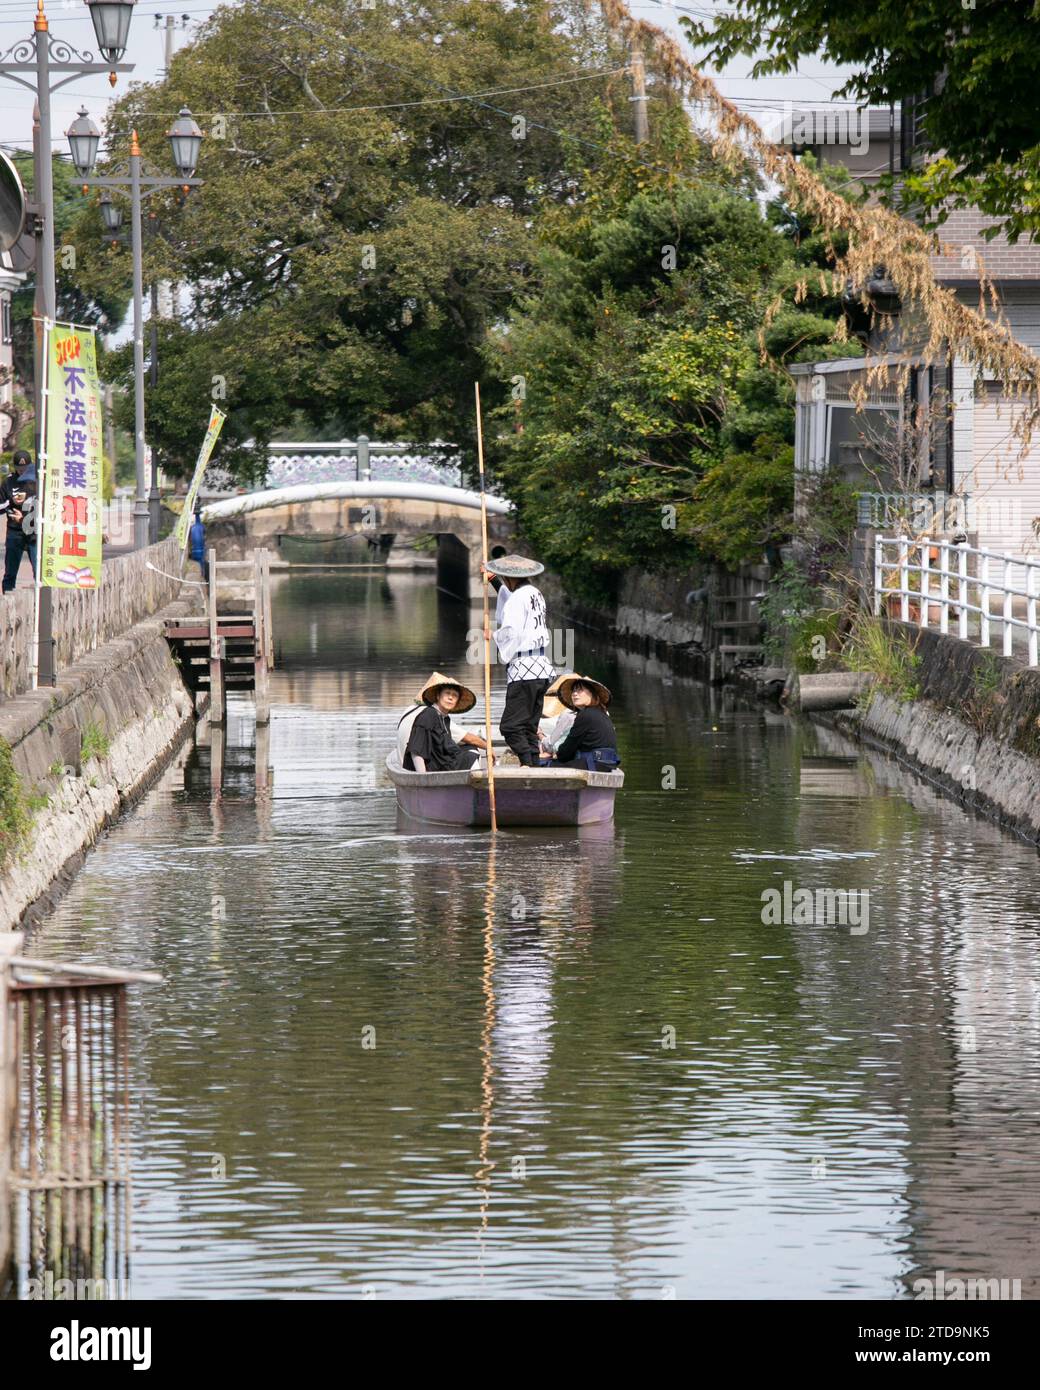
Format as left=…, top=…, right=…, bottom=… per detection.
left=592, top=0, right=1040, bottom=452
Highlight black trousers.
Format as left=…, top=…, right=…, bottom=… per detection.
left=501, top=679, right=549, bottom=766
left=2, top=530, right=36, bottom=594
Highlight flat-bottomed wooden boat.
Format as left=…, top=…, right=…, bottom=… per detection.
left=386, top=752, right=623, bottom=827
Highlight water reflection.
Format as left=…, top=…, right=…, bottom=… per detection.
left=19, top=570, right=1040, bottom=1298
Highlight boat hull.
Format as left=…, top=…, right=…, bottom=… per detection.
left=386, top=755, right=622, bottom=827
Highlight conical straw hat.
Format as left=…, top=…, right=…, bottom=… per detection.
left=417, top=671, right=477, bottom=713
left=485, top=553, right=544, bottom=578
left=542, top=671, right=579, bottom=720
left=557, top=675, right=612, bottom=710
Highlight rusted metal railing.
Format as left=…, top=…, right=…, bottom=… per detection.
left=3, top=956, right=160, bottom=1299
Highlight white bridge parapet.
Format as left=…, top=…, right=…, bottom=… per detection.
left=265, top=441, right=462, bottom=490
left=203, top=480, right=512, bottom=520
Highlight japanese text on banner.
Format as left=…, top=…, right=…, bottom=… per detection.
left=175, top=407, right=227, bottom=551
left=41, top=324, right=103, bottom=589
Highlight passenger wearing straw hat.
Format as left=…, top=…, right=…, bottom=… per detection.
left=544, top=676, right=620, bottom=771
left=484, top=553, right=556, bottom=768
left=397, top=672, right=494, bottom=773
left=538, top=671, right=578, bottom=758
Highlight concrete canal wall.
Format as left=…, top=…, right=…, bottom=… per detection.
left=819, top=622, right=1040, bottom=844
left=0, top=594, right=198, bottom=932
left=0, top=536, right=185, bottom=700
left=549, top=562, right=770, bottom=678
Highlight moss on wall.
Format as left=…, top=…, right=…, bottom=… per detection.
left=0, top=737, right=30, bottom=871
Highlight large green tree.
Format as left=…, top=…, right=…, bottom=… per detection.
left=82, top=0, right=680, bottom=476
left=482, top=138, right=857, bottom=599
left=681, top=2, right=1040, bottom=242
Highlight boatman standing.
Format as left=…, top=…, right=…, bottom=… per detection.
left=484, top=554, right=555, bottom=768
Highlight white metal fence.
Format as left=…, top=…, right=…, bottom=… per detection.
left=875, top=535, right=1040, bottom=665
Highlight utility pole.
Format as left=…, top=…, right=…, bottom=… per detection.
left=31, top=98, right=53, bottom=686
left=157, top=13, right=187, bottom=320
left=630, top=43, right=649, bottom=145
left=129, top=131, right=148, bottom=550
left=156, top=13, right=183, bottom=77
left=149, top=277, right=159, bottom=541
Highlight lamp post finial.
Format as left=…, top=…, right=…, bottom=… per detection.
left=34, top=1, right=48, bottom=33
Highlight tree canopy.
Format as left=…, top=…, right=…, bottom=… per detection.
left=680, top=1, right=1040, bottom=242
left=482, top=137, right=857, bottom=599
left=78, top=0, right=686, bottom=476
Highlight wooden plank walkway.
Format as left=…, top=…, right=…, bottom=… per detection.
left=164, top=547, right=274, bottom=726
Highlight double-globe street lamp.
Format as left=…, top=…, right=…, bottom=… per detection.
left=0, top=0, right=136, bottom=685
left=71, top=105, right=202, bottom=548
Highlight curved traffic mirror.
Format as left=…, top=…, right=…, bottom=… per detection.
left=0, top=149, right=26, bottom=253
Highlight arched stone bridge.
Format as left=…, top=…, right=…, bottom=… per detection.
left=202, top=481, right=515, bottom=603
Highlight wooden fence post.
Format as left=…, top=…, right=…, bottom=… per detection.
left=253, top=549, right=270, bottom=726
left=262, top=548, right=274, bottom=669
left=208, top=549, right=225, bottom=723
left=0, top=931, right=25, bottom=1296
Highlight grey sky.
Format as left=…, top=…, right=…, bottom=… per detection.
left=0, top=1, right=858, bottom=164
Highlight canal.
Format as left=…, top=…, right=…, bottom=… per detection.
left=21, top=570, right=1040, bottom=1298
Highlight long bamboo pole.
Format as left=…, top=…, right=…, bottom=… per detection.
left=474, top=383, right=497, bottom=833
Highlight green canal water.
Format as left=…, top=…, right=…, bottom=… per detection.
left=24, top=570, right=1040, bottom=1298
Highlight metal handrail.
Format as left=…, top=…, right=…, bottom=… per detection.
left=874, top=535, right=1040, bottom=664
left=10, top=956, right=162, bottom=984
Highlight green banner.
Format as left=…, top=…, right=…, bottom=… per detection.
left=40, top=323, right=104, bottom=589
left=176, top=406, right=227, bottom=551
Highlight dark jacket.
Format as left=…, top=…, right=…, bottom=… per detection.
left=188, top=519, right=206, bottom=559
left=555, top=705, right=618, bottom=765
left=0, top=474, right=35, bottom=536
left=405, top=705, right=473, bottom=772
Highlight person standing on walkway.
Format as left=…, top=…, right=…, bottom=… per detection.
left=0, top=450, right=38, bottom=595
left=486, top=553, right=556, bottom=767
left=188, top=508, right=208, bottom=583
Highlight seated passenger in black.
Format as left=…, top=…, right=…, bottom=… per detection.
left=404, top=674, right=491, bottom=773
left=545, top=676, right=620, bottom=770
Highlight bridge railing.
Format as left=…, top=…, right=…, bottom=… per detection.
left=260, top=440, right=462, bottom=491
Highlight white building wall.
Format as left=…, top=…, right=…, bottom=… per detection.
left=951, top=358, right=975, bottom=490
left=968, top=384, right=1040, bottom=566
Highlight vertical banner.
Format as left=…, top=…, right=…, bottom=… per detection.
left=40, top=322, right=104, bottom=589
left=175, top=406, right=227, bottom=552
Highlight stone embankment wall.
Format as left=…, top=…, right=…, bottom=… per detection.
left=549, top=563, right=769, bottom=677
left=0, top=598, right=197, bottom=931
left=0, top=536, right=185, bottom=699
left=822, top=622, right=1040, bottom=843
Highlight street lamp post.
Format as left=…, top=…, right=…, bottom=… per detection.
left=77, top=108, right=202, bottom=550
left=96, top=195, right=163, bottom=541
left=0, top=0, right=135, bottom=688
